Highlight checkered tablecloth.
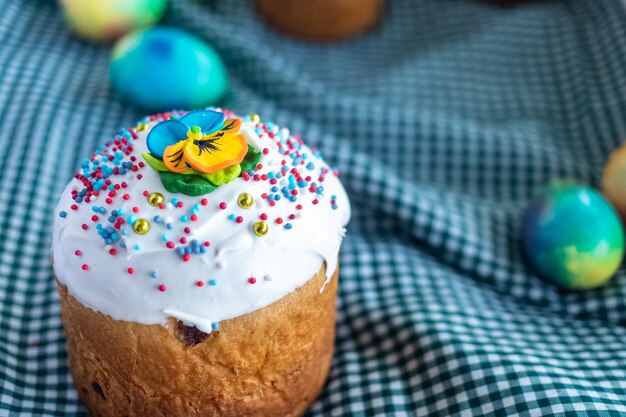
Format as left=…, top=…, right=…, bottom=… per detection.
left=2, top=0, right=626, bottom=415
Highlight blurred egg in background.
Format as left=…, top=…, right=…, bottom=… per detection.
left=59, top=0, right=167, bottom=41
left=520, top=181, right=624, bottom=290
left=110, top=27, right=229, bottom=112
left=603, top=142, right=626, bottom=220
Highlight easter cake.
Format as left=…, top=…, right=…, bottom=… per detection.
left=52, top=110, right=350, bottom=416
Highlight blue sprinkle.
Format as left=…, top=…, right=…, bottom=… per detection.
left=151, top=270, right=159, bottom=278
left=193, top=246, right=201, bottom=254
left=185, top=247, right=192, bottom=254
left=127, top=215, right=137, bottom=225
left=161, top=234, right=168, bottom=242
left=177, top=248, right=185, bottom=256
left=211, top=322, right=220, bottom=330
left=209, top=279, right=217, bottom=286
left=191, top=239, right=199, bottom=247
left=331, top=195, right=337, bottom=200
left=59, top=211, right=67, bottom=218
left=154, top=215, right=161, bottom=223
left=275, top=195, right=281, bottom=201
left=271, top=186, right=278, bottom=192
left=290, top=196, right=297, bottom=202
left=200, top=246, right=207, bottom=254
left=172, top=198, right=179, bottom=206
left=134, top=244, right=140, bottom=250
left=180, top=215, right=189, bottom=223
left=306, top=162, right=315, bottom=170
left=285, top=223, right=293, bottom=230
left=167, top=223, right=173, bottom=230
left=228, top=214, right=236, bottom=221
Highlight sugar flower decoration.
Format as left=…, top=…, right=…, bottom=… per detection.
left=142, top=110, right=261, bottom=196
left=147, top=110, right=247, bottom=174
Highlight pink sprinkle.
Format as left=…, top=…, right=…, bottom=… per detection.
left=143, top=191, right=149, bottom=197
left=184, top=227, right=191, bottom=234
left=296, top=204, right=303, bottom=210
left=196, top=281, right=204, bottom=287
left=219, top=202, right=227, bottom=210
left=74, top=250, right=81, bottom=256
left=263, top=148, right=270, bottom=155
left=71, top=204, right=78, bottom=211
left=158, top=284, right=167, bottom=292
left=123, top=194, right=130, bottom=200
left=201, top=198, right=208, bottom=206
left=182, top=254, right=191, bottom=262
left=177, top=201, right=184, bottom=208
left=81, top=224, right=88, bottom=230
left=132, top=207, right=139, bottom=213
left=204, top=241, right=211, bottom=247
left=109, top=248, right=117, bottom=256
left=166, top=241, right=175, bottom=249
left=289, top=214, right=296, bottom=220
left=236, top=216, right=244, bottom=223
left=248, top=277, right=257, bottom=284
left=190, top=214, right=198, bottom=222
left=81, top=264, right=88, bottom=271
left=275, top=217, right=283, bottom=225
left=127, top=268, right=134, bottom=274
left=256, top=163, right=263, bottom=170
left=260, top=213, right=268, bottom=221
left=180, top=237, right=187, bottom=244
left=312, top=199, right=319, bottom=205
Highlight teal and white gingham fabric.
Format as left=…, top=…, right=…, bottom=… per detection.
left=2, top=0, right=626, bottom=415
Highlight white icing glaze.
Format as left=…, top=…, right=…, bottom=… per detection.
left=52, top=113, right=350, bottom=333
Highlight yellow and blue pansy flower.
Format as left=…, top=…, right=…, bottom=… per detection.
left=147, top=110, right=247, bottom=174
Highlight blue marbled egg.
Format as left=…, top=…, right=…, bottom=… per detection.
left=110, top=27, right=228, bottom=111
left=521, top=181, right=624, bottom=289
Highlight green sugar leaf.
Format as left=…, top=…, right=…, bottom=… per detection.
left=204, top=164, right=241, bottom=185
left=159, top=172, right=217, bottom=196
left=239, top=145, right=262, bottom=174
left=141, top=152, right=169, bottom=172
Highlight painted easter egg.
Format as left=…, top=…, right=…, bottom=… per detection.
left=521, top=182, right=624, bottom=289
left=110, top=27, right=228, bottom=111
left=602, top=143, right=626, bottom=220
left=59, top=0, right=167, bottom=42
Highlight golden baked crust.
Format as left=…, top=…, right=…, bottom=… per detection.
left=57, top=265, right=337, bottom=417
left=255, top=0, right=384, bottom=41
